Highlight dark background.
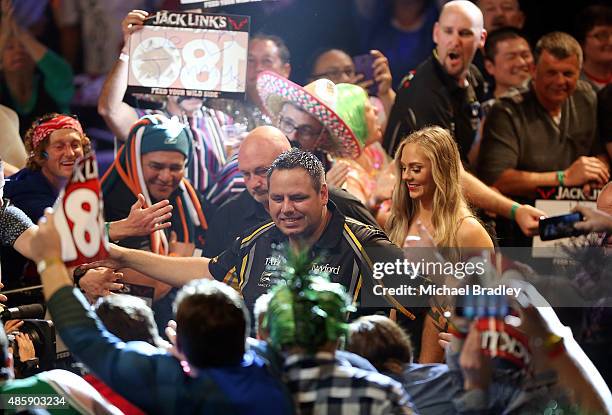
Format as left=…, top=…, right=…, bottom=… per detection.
left=200, top=0, right=610, bottom=85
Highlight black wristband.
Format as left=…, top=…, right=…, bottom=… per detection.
left=73, top=266, right=88, bottom=288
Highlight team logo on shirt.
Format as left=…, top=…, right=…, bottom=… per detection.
left=258, top=272, right=273, bottom=288
left=311, top=263, right=341, bottom=275
left=260, top=256, right=283, bottom=288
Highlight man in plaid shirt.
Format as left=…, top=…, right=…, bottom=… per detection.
left=264, top=258, right=417, bottom=415
left=283, top=352, right=416, bottom=415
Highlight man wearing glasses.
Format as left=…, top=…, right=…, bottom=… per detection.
left=257, top=72, right=367, bottom=189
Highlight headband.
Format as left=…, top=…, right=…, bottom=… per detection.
left=31, top=115, right=84, bottom=150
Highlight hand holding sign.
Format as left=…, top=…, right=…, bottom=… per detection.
left=122, top=9, right=148, bottom=43
left=53, top=155, right=109, bottom=267
left=127, top=10, right=249, bottom=99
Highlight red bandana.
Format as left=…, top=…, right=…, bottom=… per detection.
left=32, top=115, right=84, bottom=149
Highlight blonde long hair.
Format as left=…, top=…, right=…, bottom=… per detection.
left=387, top=126, right=472, bottom=251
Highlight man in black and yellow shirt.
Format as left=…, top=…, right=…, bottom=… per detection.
left=202, top=126, right=379, bottom=258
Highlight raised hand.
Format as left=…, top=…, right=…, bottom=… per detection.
left=564, top=156, right=609, bottom=187
left=122, top=9, right=149, bottom=43
left=370, top=50, right=393, bottom=98
left=15, top=332, right=36, bottom=362
left=79, top=267, right=124, bottom=302
left=326, top=160, right=350, bottom=188
left=109, top=193, right=173, bottom=240
left=572, top=205, right=612, bottom=234
left=4, top=319, right=23, bottom=333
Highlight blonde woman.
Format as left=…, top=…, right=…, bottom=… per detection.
left=387, top=126, right=494, bottom=362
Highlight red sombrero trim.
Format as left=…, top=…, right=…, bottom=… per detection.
left=257, top=72, right=361, bottom=159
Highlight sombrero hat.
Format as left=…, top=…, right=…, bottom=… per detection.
left=256, top=71, right=361, bottom=159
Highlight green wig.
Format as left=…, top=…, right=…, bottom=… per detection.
left=335, top=83, right=368, bottom=149
left=264, top=245, right=355, bottom=353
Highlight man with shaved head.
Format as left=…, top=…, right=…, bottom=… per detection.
left=203, top=126, right=378, bottom=257
left=384, top=0, right=487, bottom=159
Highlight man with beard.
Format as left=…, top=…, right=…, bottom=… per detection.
left=101, top=114, right=214, bottom=331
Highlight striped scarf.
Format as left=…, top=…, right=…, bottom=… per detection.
left=102, top=116, right=207, bottom=255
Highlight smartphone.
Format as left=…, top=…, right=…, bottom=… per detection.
left=538, top=212, right=584, bottom=241
left=352, top=54, right=377, bottom=95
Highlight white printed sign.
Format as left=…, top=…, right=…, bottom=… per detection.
left=54, top=155, right=109, bottom=267
left=127, top=11, right=249, bottom=99
left=532, top=185, right=599, bottom=258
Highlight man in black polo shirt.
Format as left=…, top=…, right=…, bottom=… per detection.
left=384, top=0, right=487, bottom=160
left=203, top=126, right=379, bottom=257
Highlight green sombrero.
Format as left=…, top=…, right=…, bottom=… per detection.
left=256, top=70, right=361, bottom=159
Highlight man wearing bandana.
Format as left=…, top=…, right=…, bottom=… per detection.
left=6, top=114, right=90, bottom=222
left=2, top=114, right=91, bottom=296
left=3, top=113, right=172, bottom=301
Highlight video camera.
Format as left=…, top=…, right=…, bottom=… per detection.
left=1, top=304, right=57, bottom=371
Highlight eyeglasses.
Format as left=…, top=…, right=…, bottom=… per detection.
left=311, top=67, right=355, bottom=82
left=278, top=116, right=323, bottom=141
left=588, top=31, right=611, bottom=42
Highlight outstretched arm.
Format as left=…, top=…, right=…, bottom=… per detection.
left=29, top=210, right=177, bottom=413
left=492, top=156, right=609, bottom=198
left=106, top=244, right=212, bottom=287
left=515, top=282, right=612, bottom=413
left=460, top=169, right=544, bottom=236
